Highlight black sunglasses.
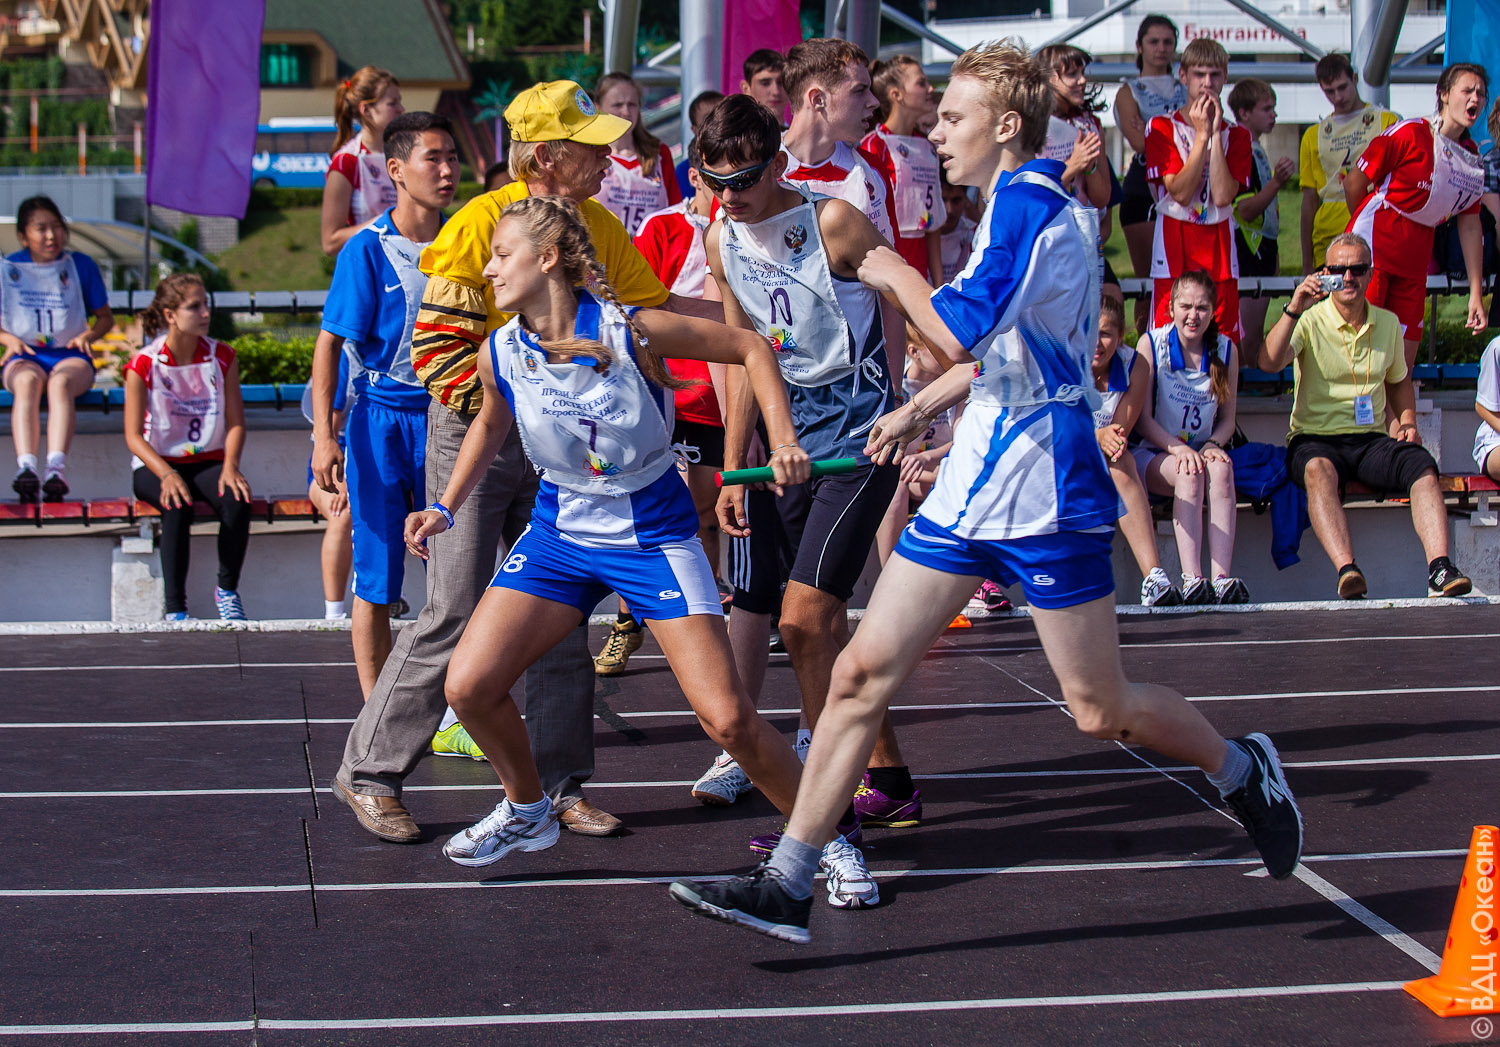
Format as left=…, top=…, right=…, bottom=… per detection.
left=1325, top=263, right=1372, bottom=277
left=696, top=158, right=774, bottom=194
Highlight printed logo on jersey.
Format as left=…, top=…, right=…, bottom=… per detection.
left=523, top=351, right=539, bottom=374
left=58, top=269, right=69, bottom=289
left=768, top=327, right=798, bottom=353
left=658, top=589, right=681, bottom=599
left=783, top=224, right=807, bottom=252
left=575, top=90, right=595, bottom=116
left=585, top=449, right=621, bottom=477
left=6, top=266, right=17, bottom=282
left=896, top=141, right=909, bottom=158
left=1031, top=573, right=1056, bottom=586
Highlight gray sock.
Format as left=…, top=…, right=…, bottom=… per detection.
left=766, top=833, right=821, bottom=899
left=1205, top=739, right=1252, bottom=799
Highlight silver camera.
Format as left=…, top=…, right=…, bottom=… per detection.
left=1317, top=273, right=1345, bottom=293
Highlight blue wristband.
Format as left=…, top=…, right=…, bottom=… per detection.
left=428, top=501, right=455, bottom=529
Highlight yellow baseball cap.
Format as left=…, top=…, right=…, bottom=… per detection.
left=504, top=80, right=631, bottom=145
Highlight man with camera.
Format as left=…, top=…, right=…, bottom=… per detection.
left=1260, top=231, right=1472, bottom=599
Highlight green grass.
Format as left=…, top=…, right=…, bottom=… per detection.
left=216, top=206, right=330, bottom=292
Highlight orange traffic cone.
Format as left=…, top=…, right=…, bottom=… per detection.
left=947, top=613, right=972, bottom=629
left=1405, top=824, right=1499, bottom=1016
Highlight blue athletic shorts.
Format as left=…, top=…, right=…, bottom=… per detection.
left=344, top=400, right=426, bottom=604
left=491, top=519, right=722, bottom=620
left=895, top=515, right=1115, bottom=610
left=2, top=345, right=91, bottom=377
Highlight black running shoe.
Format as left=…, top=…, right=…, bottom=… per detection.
left=1223, top=733, right=1303, bottom=880
left=12, top=467, right=38, bottom=503
left=1428, top=558, right=1472, bottom=597
left=669, top=864, right=812, bottom=944
left=41, top=471, right=67, bottom=502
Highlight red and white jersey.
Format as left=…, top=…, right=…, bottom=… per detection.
left=1145, top=110, right=1252, bottom=280
left=1348, top=116, right=1485, bottom=269
left=633, top=201, right=710, bottom=298
left=328, top=138, right=396, bottom=227
left=780, top=139, right=897, bottom=243
left=595, top=142, right=681, bottom=238
left=860, top=125, right=946, bottom=238
left=632, top=202, right=720, bottom=426
left=125, top=335, right=235, bottom=465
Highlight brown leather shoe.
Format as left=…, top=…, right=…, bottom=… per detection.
left=557, top=796, right=623, bottom=837
left=333, top=778, right=420, bottom=843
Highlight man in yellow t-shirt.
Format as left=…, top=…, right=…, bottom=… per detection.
left=336, top=81, right=714, bottom=848
left=1259, top=232, right=1470, bottom=600
left=1298, top=53, right=1398, bottom=271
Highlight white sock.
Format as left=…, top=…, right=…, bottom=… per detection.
left=437, top=706, right=460, bottom=731
left=506, top=797, right=551, bottom=821
left=44, top=451, right=65, bottom=475
left=16, top=453, right=37, bottom=473
left=324, top=599, right=346, bottom=619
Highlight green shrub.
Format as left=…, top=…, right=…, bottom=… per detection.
left=248, top=186, right=325, bottom=210
left=228, top=333, right=317, bottom=385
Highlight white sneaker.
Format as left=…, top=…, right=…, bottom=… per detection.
left=691, top=751, right=754, bottom=806
left=820, top=835, right=880, bottom=909
left=442, top=799, right=559, bottom=867
left=1140, top=566, right=1182, bottom=607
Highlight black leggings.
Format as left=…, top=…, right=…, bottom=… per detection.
left=134, top=459, right=251, bottom=613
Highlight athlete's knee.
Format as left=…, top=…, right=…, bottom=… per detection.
left=1061, top=679, right=1132, bottom=740
left=1206, top=457, right=1233, bottom=486
left=696, top=696, right=761, bottom=752
left=1174, top=469, right=1205, bottom=501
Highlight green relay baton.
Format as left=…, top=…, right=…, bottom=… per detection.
left=716, top=458, right=858, bottom=488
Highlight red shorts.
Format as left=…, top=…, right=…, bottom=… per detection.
left=1152, top=277, right=1242, bottom=345
left=1366, top=268, right=1427, bottom=342
left=895, top=232, right=931, bottom=281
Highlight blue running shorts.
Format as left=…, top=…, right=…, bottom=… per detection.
left=2, top=345, right=91, bottom=376
left=344, top=400, right=426, bottom=604
left=491, top=519, right=722, bottom=620
left=896, top=514, right=1115, bottom=610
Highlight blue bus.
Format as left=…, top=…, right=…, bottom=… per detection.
left=251, top=118, right=337, bottom=189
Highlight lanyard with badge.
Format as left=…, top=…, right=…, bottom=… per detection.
left=1343, top=323, right=1376, bottom=427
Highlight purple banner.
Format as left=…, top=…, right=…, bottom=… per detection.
left=146, top=0, right=265, bottom=217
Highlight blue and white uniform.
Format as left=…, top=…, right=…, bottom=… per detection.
left=320, top=207, right=437, bottom=605
left=896, top=158, right=1120, bottom=609
left=1092, top=342, right=1138, bottom=430
left=486, top=291, right=720, bottom=620
left=1130, top=323, right=1232, bottom=476
left=0, top=249, right=108, bottom=376
left=719, top=188, right=900, bottom=604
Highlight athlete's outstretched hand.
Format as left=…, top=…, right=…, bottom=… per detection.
left=404, top=508, right=450, bottom=560
left=866, top=401, right=934, bottom=465
left=717, top=484, right=750, bottom=539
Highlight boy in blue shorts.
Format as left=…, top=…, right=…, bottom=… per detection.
left=671, top=42, right=1304, bottom=944
left=312, top=112, right=458, bottom=698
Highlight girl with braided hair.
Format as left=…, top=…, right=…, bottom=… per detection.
left=405, top=198, right=877, bottom=894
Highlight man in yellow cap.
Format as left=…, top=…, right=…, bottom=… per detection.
left=334, top=80, right=717, bottom=846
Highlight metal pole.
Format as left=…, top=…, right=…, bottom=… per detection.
left=1214, top=0, right=1326, bottom=60
left=679, top=1, right=722, bottom=149
left=602, top=0, right=642, bottom=76
left=846, top=0, right=880, bottom=58
left=1359, top=0, right=1414, bottom=91
left=1039, top=0, right=1143, bottom=50
left=1394, top=32, right=1445, bottom=70
left=143, top=202, right=151, bottom=290
left=825, top=0, right=846, bottom=38
left=879, top=3, right=964, bottom=57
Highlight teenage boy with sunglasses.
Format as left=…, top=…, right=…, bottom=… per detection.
left=693, top=94, right=918, bottom=892
left=1259, top=231, right=1471, bottom=599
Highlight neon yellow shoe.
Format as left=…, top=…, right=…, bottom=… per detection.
left=431, top=723, right=485, bottom=760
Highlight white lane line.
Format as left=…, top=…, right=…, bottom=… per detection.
left=940, top=636, right=1457, bottom=975
left=0, top=661, right=353, bottom=672
left=4, top=752, right=1496, bottom=799
left=0, top=980, right=1410, bottom=1036
left=0, top=848, right=1466, bottom=898
left=1292, top=866, right=1443, bottom=972
left=8, top=683, right=1497, bottom=731
left=2, top=630, right=1496, bottom=673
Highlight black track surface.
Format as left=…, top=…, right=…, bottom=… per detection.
left=1, top=605, right=1496, bottom=1045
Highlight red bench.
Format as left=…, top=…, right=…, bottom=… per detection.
left=0, top=496, right=324, bottom=527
